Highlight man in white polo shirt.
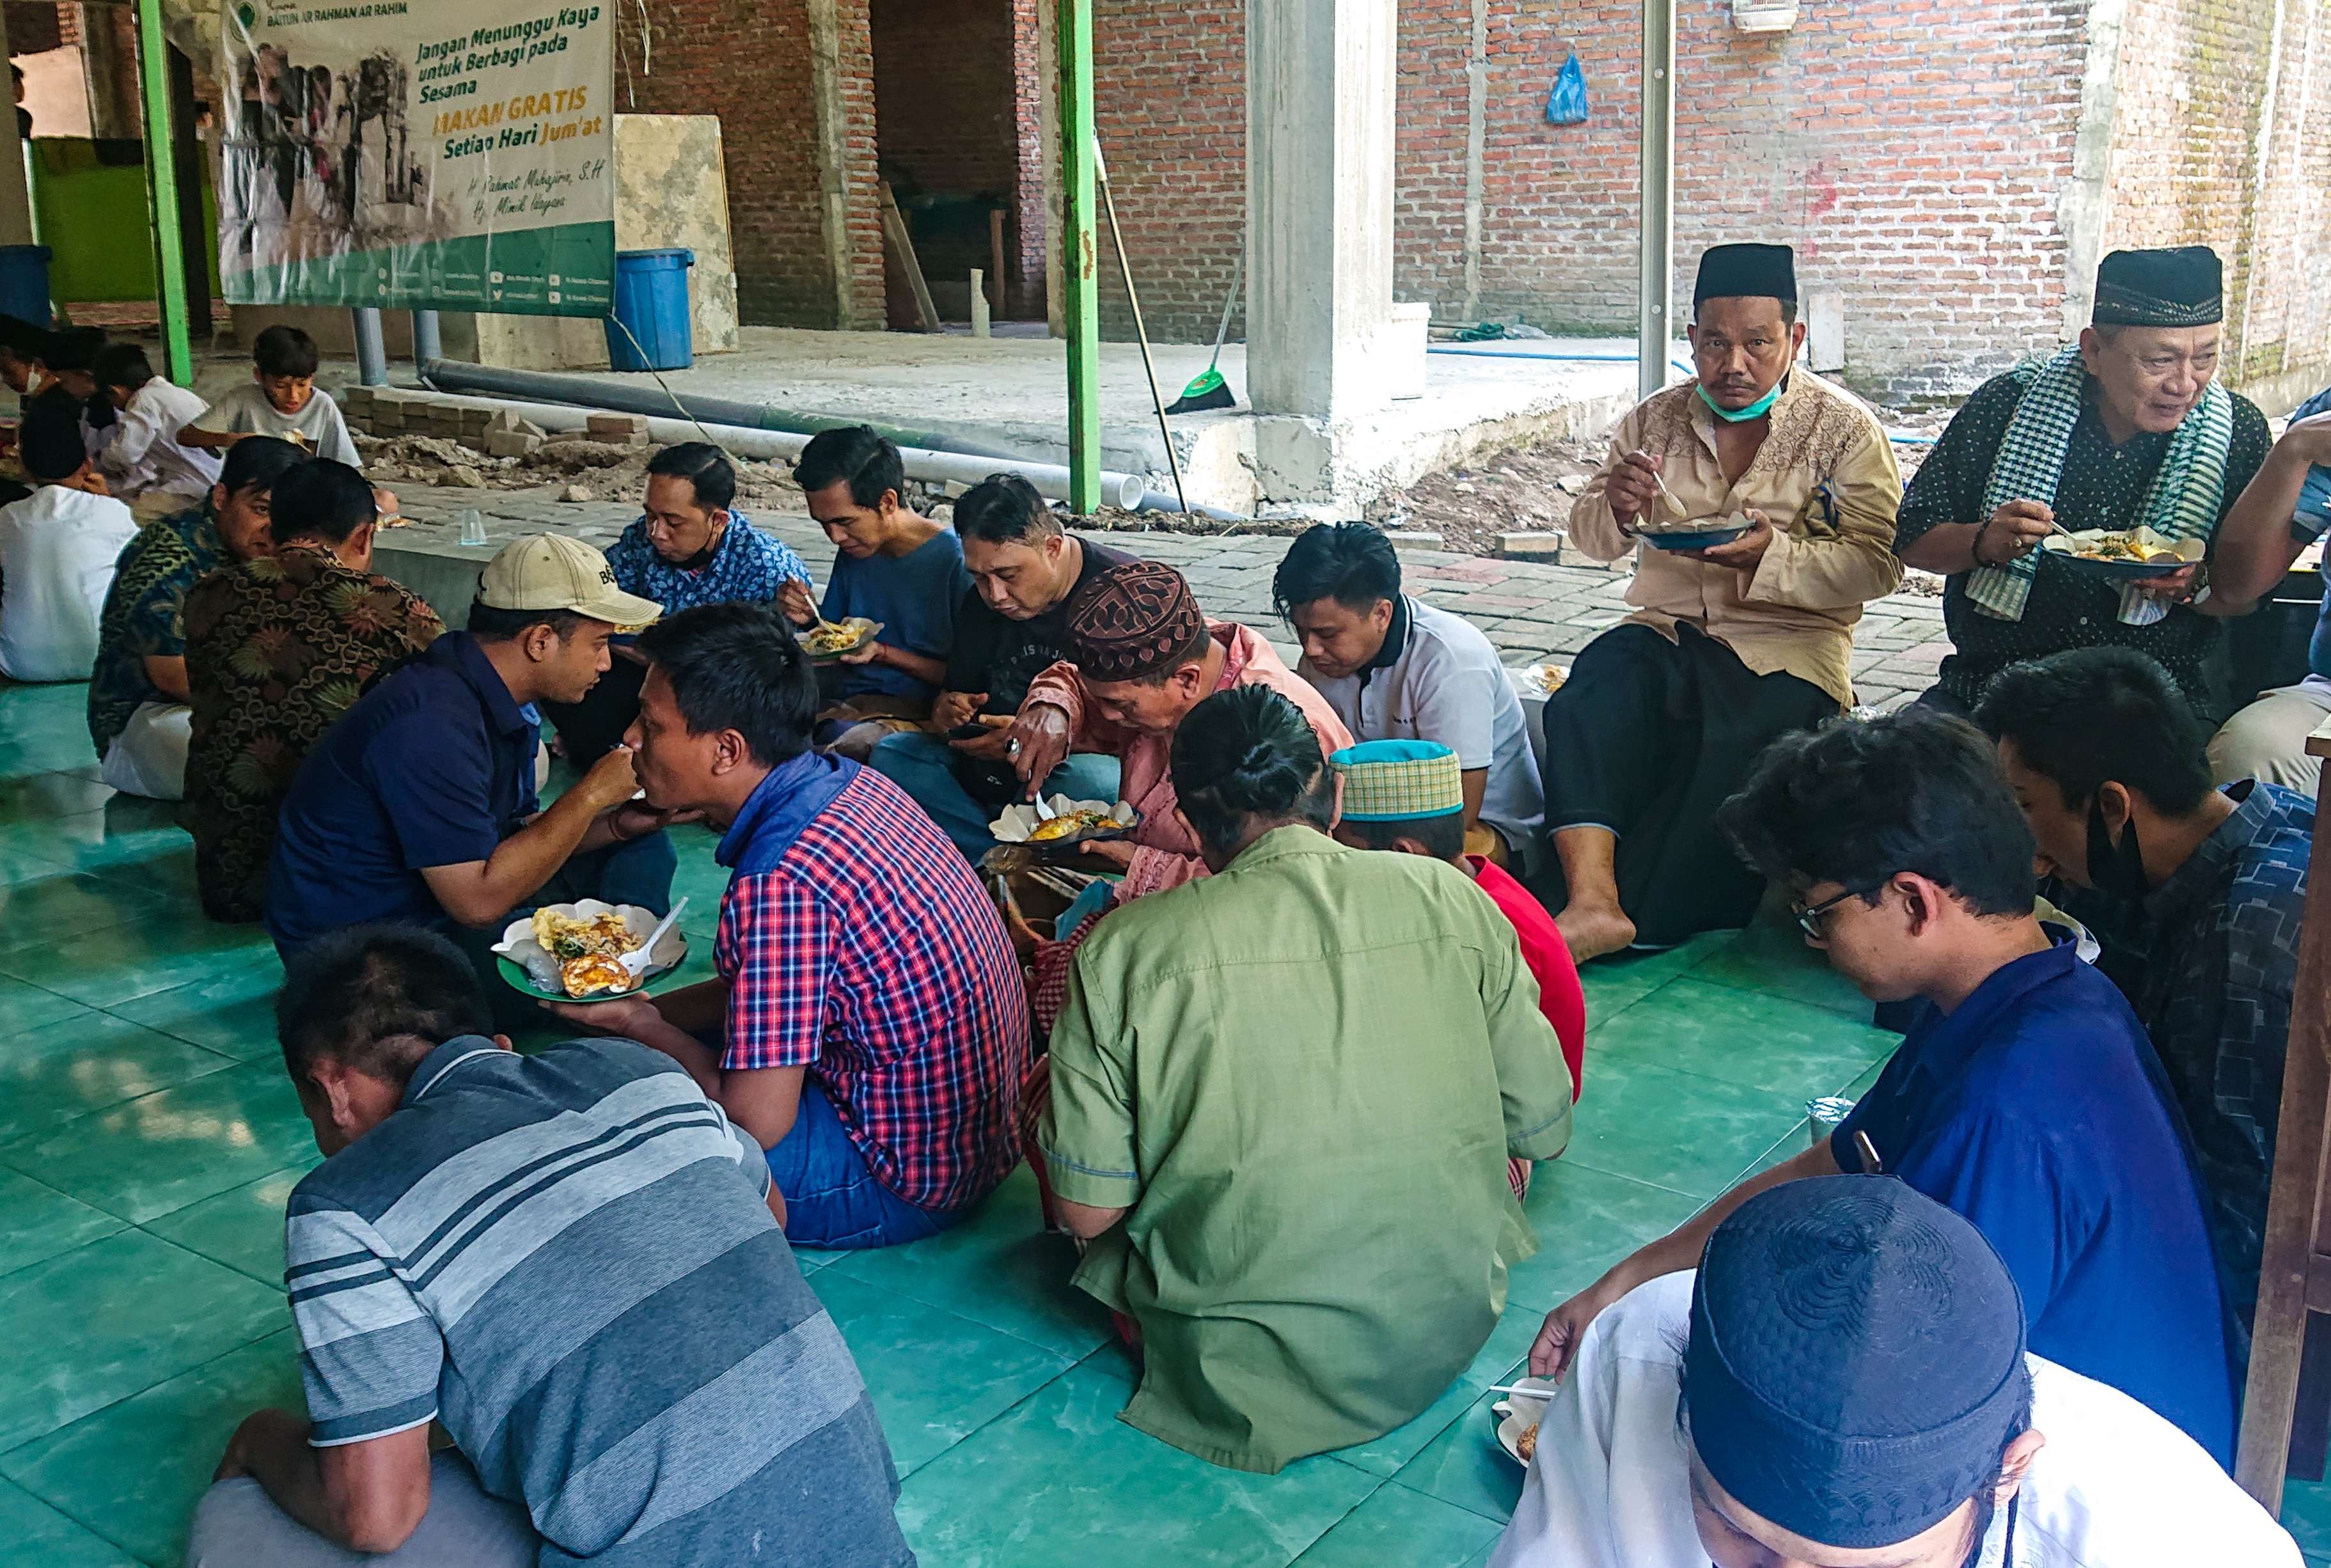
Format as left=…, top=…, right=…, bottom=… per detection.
left=1273, top=522, right=1544, bottom=866
left=0, top=409, right=138, bottom=682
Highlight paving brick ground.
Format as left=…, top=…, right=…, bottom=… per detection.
left=387, top=485, right=1948, bottom=710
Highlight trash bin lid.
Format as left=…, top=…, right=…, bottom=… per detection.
left=616, top=247, right=695, bottom=267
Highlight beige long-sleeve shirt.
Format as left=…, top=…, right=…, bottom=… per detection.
left=1568, top=370, right=1904, bottom=707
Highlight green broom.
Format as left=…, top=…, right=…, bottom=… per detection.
left=1167, top=244, right=1243, bottom=414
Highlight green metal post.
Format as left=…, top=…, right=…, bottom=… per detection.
left=134, top=0, right=192, bottom=386
left=1058, top=0, right=1100, bottom=515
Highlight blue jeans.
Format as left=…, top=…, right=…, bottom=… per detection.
left=868, top=730, right=1122, bottom=864
left=769, top=1083, right=961, bottom=1250
left=453, top=830, right=679, bottom=1033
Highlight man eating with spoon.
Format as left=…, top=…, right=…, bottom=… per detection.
left=1539, top=242, right=1903, bottom=961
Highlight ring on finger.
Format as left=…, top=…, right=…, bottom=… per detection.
left=1009, top=739, right=1022, bottom=758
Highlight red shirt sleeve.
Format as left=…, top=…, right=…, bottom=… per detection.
left=1474, top=859, right=1586, bottom=1101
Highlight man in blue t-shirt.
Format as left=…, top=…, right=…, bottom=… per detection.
left=1525, top=709, right=2237, bottom=1468
left=2208, top=384, right=2331, bottom=793
left=776, top=425, right=971, bottom=760
left=190, top=925, right=914, bottom=1568
left=267, top=535, right=681, bottom=1027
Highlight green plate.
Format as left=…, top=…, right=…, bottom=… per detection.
left=494, top=950, right=682, bottom=1005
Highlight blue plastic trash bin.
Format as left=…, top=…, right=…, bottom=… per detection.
left=606, top=247, right=695, bottom=372
left=0, top=245, right=52, bottom=326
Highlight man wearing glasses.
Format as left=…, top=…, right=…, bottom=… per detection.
left=1522, top=709, right=2237, bottom=1470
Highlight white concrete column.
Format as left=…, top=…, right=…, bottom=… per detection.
left=1245, top=0, right=1397, bottom=422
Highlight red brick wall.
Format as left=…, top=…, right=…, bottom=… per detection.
left=1085, top=0, right=2091, bottom=396
left=1089, top=0, right=1244, bottom=344
left=625, top=0, right=881, bottom=329
left=1009, top=0, right=1043, bottom=317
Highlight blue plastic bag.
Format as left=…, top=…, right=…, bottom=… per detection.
left=1546, top=51, right=1589, bottom=125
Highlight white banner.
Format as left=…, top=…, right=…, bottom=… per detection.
left=219, top=0, right=615, bottom=315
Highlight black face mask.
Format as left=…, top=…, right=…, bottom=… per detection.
left=2085, top=796, right=2150, bottom=901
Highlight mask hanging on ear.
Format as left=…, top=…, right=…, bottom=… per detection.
left=2084, top=796, right=2150, bottom=901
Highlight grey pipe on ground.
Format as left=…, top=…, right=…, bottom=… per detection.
left=419, top=357, right=1026, bottom=464
left=395, top=389, right=1149, bottom=512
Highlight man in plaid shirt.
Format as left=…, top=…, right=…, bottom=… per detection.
left=546, top=601, right=1029, bottom=1248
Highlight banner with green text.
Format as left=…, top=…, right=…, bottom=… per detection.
left=218, top=0, right=613, bottom=315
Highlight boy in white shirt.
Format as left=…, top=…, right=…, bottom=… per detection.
left=183, top=324, right=361, bottom=468
left=93, top=342, right=223, bottom=518
left=0, top=411, right=139, bottom=682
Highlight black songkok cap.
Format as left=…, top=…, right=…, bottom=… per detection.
left=1683, top=1177, right=2031, bottom=1550
left=2092, top=246, right=2224, bottom=328
left=1694, top=243, right=1797, bottom=308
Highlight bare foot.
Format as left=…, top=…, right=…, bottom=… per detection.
left=1555, top=902, right=1636, bottom=963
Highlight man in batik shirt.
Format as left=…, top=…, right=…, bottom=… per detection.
left=87, top=437, right=303, bottom=800
left=185, top=459, right=441, bottom=921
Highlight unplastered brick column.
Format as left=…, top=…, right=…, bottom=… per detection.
left=1090, top=0, right=1246, bottom=343
left=1246, top=0, right=1397, bottom=421
left=625, top=0, right=879, bottom=329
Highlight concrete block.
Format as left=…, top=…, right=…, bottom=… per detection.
left=341, top=386, right=377, bottom=416
left=486, top=408, right=549, bottom=438
left=586, top=428, right=650, bottom=448
left=586, top=412, right=650, bottom=437
left=1381, top=529, right=1443, bottom=547
left=485, top=429, right=544, bottom=458
left=1496, top=531, right=1566, bottom=562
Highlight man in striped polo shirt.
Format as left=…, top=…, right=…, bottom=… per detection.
left=192, top=925, right=916, bottom=1568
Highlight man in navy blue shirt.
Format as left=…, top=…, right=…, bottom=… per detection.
left=1525, top=709, right=2237, bottom=1468
left=1981, top=646, right=2312, bottom=1361
left=267, top=535, right=682, bottom=1026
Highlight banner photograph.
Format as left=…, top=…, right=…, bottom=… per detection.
left=217, top=0, right=615, bottom=315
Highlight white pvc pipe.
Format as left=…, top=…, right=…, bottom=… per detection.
left=393, top=389, right=1147, bottom=512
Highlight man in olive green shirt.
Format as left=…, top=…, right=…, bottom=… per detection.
left=1039, top=686, right=1574, bottom=1474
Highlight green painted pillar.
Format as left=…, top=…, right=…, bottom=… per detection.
left=1058, top=0, right=1100, bottom=515
left=134, top=0, right=192, bottom=386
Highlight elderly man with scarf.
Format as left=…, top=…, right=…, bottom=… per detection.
left=1543, top=242, right=1904, bottom=962
left=1895, top=246, right=2271, bottom=720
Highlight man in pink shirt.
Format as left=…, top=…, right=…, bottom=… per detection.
left=1007, top=560, right=1353, bottom=902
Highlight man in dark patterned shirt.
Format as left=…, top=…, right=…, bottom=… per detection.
left=1979, top=646, right=2312, bottom=1355
left=88, top=437, right=303, bottom=799
left=1896, top=247, right=2270, bottom=719
left=185, top=459, right=443, bottom=923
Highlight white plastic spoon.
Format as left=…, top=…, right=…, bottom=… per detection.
left=621, top=897, right=688, bottom=980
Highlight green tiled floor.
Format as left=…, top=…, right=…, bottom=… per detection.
left=1, top=672, right=2316, bottom=1565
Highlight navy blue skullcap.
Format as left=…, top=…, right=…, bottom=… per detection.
left=1694, top=243, right=1796, bottom=307
left=2093, top=246, right=2223, bottom=328
left=1683, top=1177, right=2030, bottom=1549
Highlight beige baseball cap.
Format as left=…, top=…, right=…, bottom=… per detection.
left=477, top=534, right=662, bottom=629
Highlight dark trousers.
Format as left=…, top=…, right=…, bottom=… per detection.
left=538, top=658, right=647, bottom=771
left=1535, top=623, right=1835, bottom=948
left=444, top=831, right=679, bottom=1033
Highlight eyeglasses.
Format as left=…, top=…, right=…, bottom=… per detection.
left=1791, top=885, right=1871, bottom=941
